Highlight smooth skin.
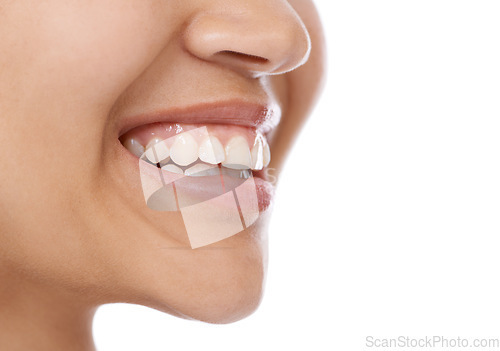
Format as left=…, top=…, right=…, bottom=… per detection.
left=0, top=1, right=326, bottom=350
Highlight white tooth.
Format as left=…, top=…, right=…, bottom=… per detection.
left=222, top=136, right=252, bottom=170
left=123, top=138, right=145, bottom=158
left=263, top=139, right=271, bottom=167
left=251, top=135, right=264, bottom=170
left=185, top=163, right=218, bottom=177
left=145, top=139, right=160, bottom=163
left=161, top=164, right=183, bottom=174
left=170, top=132, right=199, bottom=166
left=145, top=138, right=169, bottom=163
left=198, top=135, right=225, bottom=164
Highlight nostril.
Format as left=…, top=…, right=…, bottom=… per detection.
left=215, top=50, right=270, bottom=65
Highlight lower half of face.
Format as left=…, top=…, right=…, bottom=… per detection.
left=0, top=0, right=324, bottom=323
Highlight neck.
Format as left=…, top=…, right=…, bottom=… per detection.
left=0, top=270, right=97, bottom=351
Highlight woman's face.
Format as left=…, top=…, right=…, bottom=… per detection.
left=0, top=0, right=324, bottom=323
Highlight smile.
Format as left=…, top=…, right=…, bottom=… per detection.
left=116, top=100, right=278, bottom=187
left=114, top=101, right=278, bottom=248
left=120, top=123, right=271, bottom=175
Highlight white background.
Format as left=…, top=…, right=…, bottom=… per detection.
left=94, top=1, right=500, bottom=350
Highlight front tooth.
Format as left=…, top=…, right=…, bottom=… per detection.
left=170, top=132, right=199, bottom=166
left=145, top=138, right=170, bottom=163
left=123, top=138, right=145, bottom=158
left=198, top=136, right=225, bottom=164
left=263, top=139, right=271, bottom=167
left=161, top=164, right=183, bottom=174
left=185, top=163, right=218, bottom=177
left=222, top=136, right=252, bottom=170
left=251, top=135, right=264, bottom=170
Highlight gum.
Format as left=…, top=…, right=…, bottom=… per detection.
left=119, top=122, right=264, bottom=150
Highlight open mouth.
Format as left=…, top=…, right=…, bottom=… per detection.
left=119, top=122, right=271, bottom=175
left=116, top=103, right=277, bottom=249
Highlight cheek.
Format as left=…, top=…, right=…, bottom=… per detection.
left=0, top=1, right=172, bottom=278
left=1, top=1, right=172, bottom=112
left=0, top=1, right=173, bottom=194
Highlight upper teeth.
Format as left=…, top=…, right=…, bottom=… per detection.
left=145, top=138, right=169, bottom=164
left=199, top=135, right=225, bottom=164
left=123, top=132, right=271, bottom=172
left=170, top=132, right=199, bottom=166
left=251, top=135, right=264, bottom=170
left=222, top=136, right=253, bottom=170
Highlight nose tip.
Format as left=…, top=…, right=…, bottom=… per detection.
left=183, top=2, right=311, bottom=77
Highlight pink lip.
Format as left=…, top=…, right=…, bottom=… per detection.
left=116, top=99, right=281, bottom=137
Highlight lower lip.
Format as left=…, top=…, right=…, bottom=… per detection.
left=118, top=140, right=275, bottom=213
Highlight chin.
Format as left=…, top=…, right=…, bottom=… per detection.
left=110, top=213, right=270, bottom=325
left=180, top=257, right=266, bottom=325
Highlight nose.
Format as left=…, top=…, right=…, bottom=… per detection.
left=182, top=0, right=311, bottom=77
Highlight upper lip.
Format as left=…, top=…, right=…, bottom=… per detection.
left=117, top=99, right=281, bottom=137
